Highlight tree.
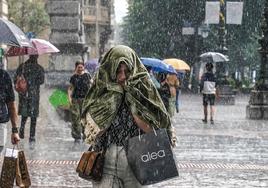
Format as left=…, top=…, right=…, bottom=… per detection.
left=122, top=0, right=264, bottom=73
left=122, top=0, right=205, bottom=61
left=7, top=0, right=50, bottom=36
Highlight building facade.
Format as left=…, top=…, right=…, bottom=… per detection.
left=83, top=0, right=114, bottom=58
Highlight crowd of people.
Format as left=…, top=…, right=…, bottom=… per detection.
left=0, top=45, right=218, bottom=188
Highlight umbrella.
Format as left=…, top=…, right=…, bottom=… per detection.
left=163, top=58, right=190, bottom=71
left=85, top=58, right=99, bottom=76
left=200, top=52, right=229, bottom=62
left=140, top=57, right=177, bottom=74
left=49, top=89, right=69, bottom=108
left=6, top=38, right=60, bottom=56
left=0, top=18, right=32, bottom=47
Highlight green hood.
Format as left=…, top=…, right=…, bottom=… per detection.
left=82, top=45, right=171, bottom=130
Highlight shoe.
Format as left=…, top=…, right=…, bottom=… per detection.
left=74, top=139, right=81, bottom=144
left=210, top=119, right=214, bottom=124
left=202, top=119, right=207, bottom=123
left=29, top=137, right=36, bottom=143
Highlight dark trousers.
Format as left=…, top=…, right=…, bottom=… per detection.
left=20, top=116, right=37, bottom=138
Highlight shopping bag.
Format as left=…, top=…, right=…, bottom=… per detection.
left=126, top=129, right=179, bottom=185
left=0, top=148, right=18, bottom=188
left=76, top=146, right=105, bottom=182
left=16, top=150, right=31, bottom=187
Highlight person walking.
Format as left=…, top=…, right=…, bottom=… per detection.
left=166, top=73, right=180, bottom=116
left=200, top=62, right=218, bottom=124
left=14, top=55, right=45, bottom=142
left=68, top=60, right=91, bottom=143
left=0, top=68, right=20, bottom=154
left=82, top=45, right=176, bottom=188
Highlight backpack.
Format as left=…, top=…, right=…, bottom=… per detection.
left=15, top=75, right=27, bottom=94
left=15, top=63, right=27, bottom=94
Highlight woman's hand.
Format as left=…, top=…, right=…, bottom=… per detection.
left=133, top=115, right=152, bottom=133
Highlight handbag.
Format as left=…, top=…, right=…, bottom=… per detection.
left=126, top=128, right=179, bottom=185
left=15, top=63, right=27, bottom=94
left=16, top=150, right=31, bottom=187
left=15, top=75, right=27, bottom=94
left=76, top=146, right=106, bottom=182
left=0, top=101, right=9, bottom=123
left=0, top=148, right=18, bottom=188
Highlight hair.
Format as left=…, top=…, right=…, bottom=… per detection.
left=206, top=62, right=213, bottom=72
left=75, top=60, right=84, bottom=68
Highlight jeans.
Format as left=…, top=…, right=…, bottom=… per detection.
left=92, top=144, right=142, bottom=188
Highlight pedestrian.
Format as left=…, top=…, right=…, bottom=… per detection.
left=145, top=66, right=160, bottom=89
left=166, top=73, right=180, bottom=115
left=14, top=55, right=45, bottom=142
left=0, top=68, right=20, bottom=154
left=175, top=71, right=185, bottom=113
left=200, top=62, right=218, bottom=124
left=68, top=60, right=91, bottom=143
left=81, top=45, right=176, bottom=188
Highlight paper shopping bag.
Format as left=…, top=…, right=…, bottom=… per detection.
left=16, top=150, right=31, bottom=187
left=0, top=148, right=18, bottom=188
left=126, top=129, right=179, bottom=185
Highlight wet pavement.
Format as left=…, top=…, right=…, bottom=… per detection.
left=1, top=89, right=268, bottom=187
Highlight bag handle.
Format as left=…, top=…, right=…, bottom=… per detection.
left=138, top=126, right=157, bottom=141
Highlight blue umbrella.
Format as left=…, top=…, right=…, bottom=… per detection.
left=140, top=57, right=176, bottom=74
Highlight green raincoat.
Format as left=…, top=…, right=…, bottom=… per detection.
left=82, top=45, right=172, bottom=137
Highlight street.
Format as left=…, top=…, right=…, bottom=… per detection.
left=1, top=88, right=268, bottom=187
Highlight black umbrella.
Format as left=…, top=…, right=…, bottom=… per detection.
left=0, top=18, right=32, bottom=48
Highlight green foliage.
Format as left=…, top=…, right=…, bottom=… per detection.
left=7, top=0, right=50, bottom=36
left=123, top=0, right=265, bottom=73
left=122, top=0, right=205, bottom=60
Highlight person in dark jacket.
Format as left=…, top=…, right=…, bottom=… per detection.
left=14, top=55, right=45, bottom=142
left=200, top=62, right=218, bottom=124
left=0, top=69, right=20, bottom=154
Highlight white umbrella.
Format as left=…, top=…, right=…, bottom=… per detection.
left=200, top=52, right=229, bottom=62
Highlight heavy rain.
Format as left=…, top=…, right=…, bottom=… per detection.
left=0, top=0, right=268, bottom=187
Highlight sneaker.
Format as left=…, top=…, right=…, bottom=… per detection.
left=210, top=119, right=214, bottom=124
left=202, top=119, right=207, bottom=123
left=74, top=139, right=81, bottom=144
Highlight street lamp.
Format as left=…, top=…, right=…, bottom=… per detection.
left=246, top=0, right=268, bottom=119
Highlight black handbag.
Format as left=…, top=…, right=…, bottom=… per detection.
left=126, top=128, right=179, bottom=185
left=0, top=101, right=9, bottom=123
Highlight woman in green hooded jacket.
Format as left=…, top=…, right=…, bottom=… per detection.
left=82, top=45, right=176, bottom=188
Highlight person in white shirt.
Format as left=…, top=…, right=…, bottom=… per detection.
left=200, top=62, right=219, bottom=124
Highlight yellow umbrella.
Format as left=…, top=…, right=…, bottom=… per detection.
left=163, top=58, right=190, bottom=71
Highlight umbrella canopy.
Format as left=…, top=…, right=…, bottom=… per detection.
left=200, top=52, right=229, bottom=62
left=6, top=38, right=60, bottom=56
left=0, top=18, right=32, bottom=47
left=140, top=57, right=176, bottom=74
left=49, top=89, right=69, bottom=108
left=163, top=58, right=190, bottom=71
left=85, top=58, right=99, bottom=76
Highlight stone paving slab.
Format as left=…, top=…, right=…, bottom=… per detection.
left=1, top=90, right=268, bottom=187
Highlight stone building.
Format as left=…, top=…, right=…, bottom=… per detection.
left=46, top=0, right=114, bottom=87
left=83, top=0, right=115, bottom=58
left=0, top=0, right=8, bottom=19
